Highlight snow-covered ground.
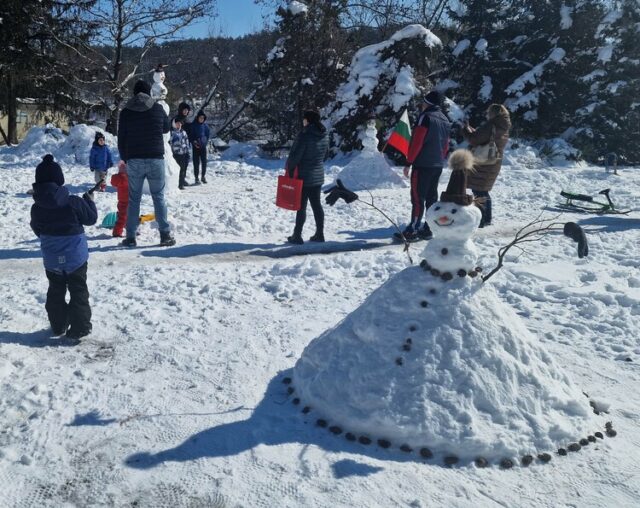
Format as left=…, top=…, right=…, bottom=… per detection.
left=1, top=138, right=639, bottom=507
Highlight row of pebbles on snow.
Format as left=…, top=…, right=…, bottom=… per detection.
left=282, top=377, right=617, bottom=469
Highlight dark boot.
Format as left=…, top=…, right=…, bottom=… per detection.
left=309, top=232, right=325, bottom=242
left=287, top=234, right=304, bottom=245
left=160, top=232, right=176, bottom=247
left=418, top=224, right=433, bottom=240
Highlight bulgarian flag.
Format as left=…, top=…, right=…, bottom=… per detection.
left=386, top=109, right=411, bottom=157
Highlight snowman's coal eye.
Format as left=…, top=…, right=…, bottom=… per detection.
left=434, top=206, right=440, bottom=211
left=451, top=209, right=458, bottom=214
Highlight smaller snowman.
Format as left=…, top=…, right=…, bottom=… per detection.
left=336, top=118, right=406, bottom=191
left=151, top=64, right=168, bottom=112
left=420, top=149, right=482, bottom=278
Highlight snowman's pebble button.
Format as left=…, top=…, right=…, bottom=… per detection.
left=441, top=248, right=448, bottom=255
left=457, top=269, right=467, bottom=277
left=475, top=457, right=489, bottom=468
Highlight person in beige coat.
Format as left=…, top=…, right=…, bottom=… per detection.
left=462, top=104, right=511, bottom=227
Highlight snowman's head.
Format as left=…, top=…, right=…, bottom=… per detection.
left=153, top=70, right=165, bottom=83
left=426, top=200, right=481, bottom=240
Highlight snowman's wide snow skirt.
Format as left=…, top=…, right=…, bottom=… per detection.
left=291, top=266, right=611, bottom=465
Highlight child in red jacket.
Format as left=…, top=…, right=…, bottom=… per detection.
left=110, top=161, right=128, bottom=237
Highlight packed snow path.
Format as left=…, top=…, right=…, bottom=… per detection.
left=1, top=152, right=639, bottom=507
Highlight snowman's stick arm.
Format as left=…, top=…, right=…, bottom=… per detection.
left=482, top=218, right=565, bottom=282
left=356, top=199, right=414, bottom=265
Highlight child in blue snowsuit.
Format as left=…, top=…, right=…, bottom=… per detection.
left=89, top=132, right=114, bottom=191
left=30, top=154, right=98, bottom=339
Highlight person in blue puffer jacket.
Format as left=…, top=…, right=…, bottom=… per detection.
left=188, top=110, right=210, bottom=184
left=89, top=132, right=114, bottom=191
left=30, top=154, right=98, bottom=340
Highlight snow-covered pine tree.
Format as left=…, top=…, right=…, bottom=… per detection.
left=252, top=1, right=348, bottom=144
left=439, top=0, right=521, bottom=126
left=574, top=0, right=640, bottom=163
left=501, top=0, right=605, bottom=141
left=326, top=24, right=441, bottom=153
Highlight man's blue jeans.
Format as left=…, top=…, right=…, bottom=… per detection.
left=126, top=158, right=170, bottom=238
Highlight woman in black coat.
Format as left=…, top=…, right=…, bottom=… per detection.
left=285, top=110, right=329, bottom=244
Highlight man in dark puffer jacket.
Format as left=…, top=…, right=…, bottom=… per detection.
left=118, top=80, right=174, bottom=247
left=285, top=110, right=329, bottom=244
left=30, top=155, right=98, bottom=339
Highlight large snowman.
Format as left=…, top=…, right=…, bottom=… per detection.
left=293, top=149, right=605, bottom=466
left=150, top=64, right=179, bottom=195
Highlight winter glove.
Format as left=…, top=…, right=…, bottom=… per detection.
left=324, top=179, right=359, bottom=207
left=563, top=222, right=588, bottom=258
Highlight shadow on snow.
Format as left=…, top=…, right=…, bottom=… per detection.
left=124, top=370, right=452, bottom=473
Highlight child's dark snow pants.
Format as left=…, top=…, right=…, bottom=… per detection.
left=45, top=262, right=91, bottom=334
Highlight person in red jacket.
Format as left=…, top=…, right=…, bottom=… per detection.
left=110, top=161, right=129, bottom=237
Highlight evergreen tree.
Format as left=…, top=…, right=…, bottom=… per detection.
left=252, top=1, right=348, bottom=144
left=575, top=0, right=640, bottom=163
left=439, top=0, right=521, bottom=125
left=502, top=0, right=606, bottom=140
left=0, top=0, right=95, bottom=143
left=326, top=24, right=441, bottom=153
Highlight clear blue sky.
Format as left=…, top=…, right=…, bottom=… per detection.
left=181, top=0, right=270, bottom=39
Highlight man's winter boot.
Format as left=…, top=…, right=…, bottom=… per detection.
left=393, top=226, right=419, bottom=242
left=160, top=232, right=176, bottom=247
left=287, top=234, right=304, bottom=245
left=418, top=224, right=433, bottom=240
left=201, top=175, right=208, bottom=184
left=309, top=232, right=325, bottom=242
left=121, top=237, right=137, bottom=247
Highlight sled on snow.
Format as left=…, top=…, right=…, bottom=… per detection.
left=100, top=212, right=156, bottom=228
left=558, top=188, right=630, bottom=215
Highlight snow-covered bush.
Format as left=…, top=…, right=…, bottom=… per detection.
left=57, top=124, right=119, bottom=165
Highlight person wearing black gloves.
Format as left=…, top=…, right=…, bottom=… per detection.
left=30, top=154, right=98, bottom=339
left=285, top=110, right=330, bottom=244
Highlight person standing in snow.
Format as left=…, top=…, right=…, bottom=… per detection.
left=175, top=102, right=194, bottom=125
left=30, top=154, right=98, bottom=339
left=396, top=91, right=451, bottom=242
left=117, top=79, right=175, bottom=247
left=110, top=161, right=128, bottom=238
left=89, top=132, right=113, bottom=192
left=189, top=110, right=210, bottom=184
left=171, top=117, right=190, bottom=189
left=105, top=119, right=115, bottom=136
left=285, top=110, right=329, bottom=244
left=462, top=103, right=511, bottom=228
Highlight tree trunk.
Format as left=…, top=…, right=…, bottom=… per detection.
left=0, top=122, right=10, bottom=146
left=7, top=74, right=18, bottom=144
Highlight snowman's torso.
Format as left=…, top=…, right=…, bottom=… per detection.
left=421, top=199, right=482, bottom=273
left=151, top=70, right=168, bottom=102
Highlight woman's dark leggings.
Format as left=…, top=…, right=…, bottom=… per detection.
left=294, top=185, right=324, bottom=236
left=472, top=190, right=492, bottom=224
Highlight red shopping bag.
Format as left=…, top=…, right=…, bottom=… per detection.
left=276, top=167, right=303, bottom=211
